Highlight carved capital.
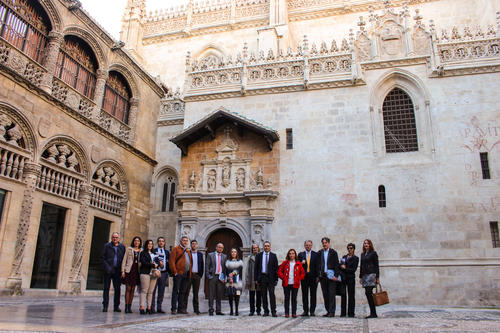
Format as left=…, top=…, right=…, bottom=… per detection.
left=78, top=183, right=93, bottom=198
left=48, top=31, right=64, bottom=44
left=129, top=97, right=139, bottom=107
left=96, top=69, right=109, bottom=80
left=23, top=162, right=41, bottom=177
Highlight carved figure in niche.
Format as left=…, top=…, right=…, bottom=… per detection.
left=189, top=171, right=196, bottom=191
left=256, top=167, right=264, bottom=189
left=207, top=169, right=216, bottom=192
left=181, top=225, right=192, bottom=239
left=6, top=124, right=22, bottom=147
left=103, top=167, right=114, bottom=185
left=236, top=168, right=245, bottom=191
left=0, top=114, right=10, bottom=140
left=219, top=198, right=228, bottom=215
left=267, top=177, right=273, bottom=189
left=380, top=22, right=403, bottom=56
left=222, top=160, right=230, bottom=187
left=110, top=173, right=119, bottom=189
left=56, top=144, right=70, bottom=167
left=67, top=153, right=78, bottom=172
left=182, top=182, right=188, bottom=192
left=252, top=224, right=264, bottom=247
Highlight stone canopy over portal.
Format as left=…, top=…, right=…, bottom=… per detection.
left=170, top=108, right=280, bottom=252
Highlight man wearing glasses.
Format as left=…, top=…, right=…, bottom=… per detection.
left=101, top=232, right=126, bottom=312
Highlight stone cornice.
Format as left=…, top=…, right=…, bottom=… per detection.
left=157, top=119, right=184, bottom=127
left=0, top=64, right=157, bottom=167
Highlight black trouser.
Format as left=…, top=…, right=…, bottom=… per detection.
left=186, top=273, right=201, bottom=313
left=364, top=286, right=377, bottom=316
left=320, top=276, right=337, bottom=315
left=341, top=277, right=356, bottom=317
left=208, top=276, right=224, bottom=313
left=171, top=273, right=189, bottom=312
left=259, top=274, right=276, bottom=315
left=283, top=285, right=299, bottom=315
left=152, top=271, right=168, bottom=311
left=102, top=267, right=121, bottom=309
left=301, top=274, right=318, bottom=315
left=249, top=289, right=262, bottom=314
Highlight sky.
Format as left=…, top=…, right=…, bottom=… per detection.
left=79, top=0, right=188, bottom=39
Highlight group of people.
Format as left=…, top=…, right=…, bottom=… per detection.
left=101, top=233, right=381, bottom=319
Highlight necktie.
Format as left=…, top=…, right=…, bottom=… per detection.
left=217, top=253, right=221, bottom=274
left=307, top=252, right=310, bottom=273
left=265, top=253, right=269, bottom=272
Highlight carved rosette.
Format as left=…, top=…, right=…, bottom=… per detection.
left=9, top=162, right=41, bottom=281
left=69, top=183, right=93, bottom=285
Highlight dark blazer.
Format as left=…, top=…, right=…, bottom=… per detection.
left=359, top=251, right=379, bottom=279
left=191, top=251, right=204, bottom=277
left=206, top=251, right=227, bottom=280
left=317, top=248, right=340, bottom=278
left=139, top=250, right=161, bottom=275
left=153, top=247, right=170, bottom=274
left=297, top=250, right=320, bottom=278
left=254, top=251, right=279, bottom=285
left=340, top=254, right=359, bottom=279
left=101, top=242, right=126, bottom=275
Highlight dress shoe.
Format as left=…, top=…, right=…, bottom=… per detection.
left=140, top=309, right=146, bottom=315
left=340, top=314, right=346, bottom=317
left=365, top=314, right=378, bottom=319
left=146, top=309, right=151, bottom=314
left=300, top=312, right=309, bottom=317
left=216, top=312, right=225, bottom=315
left=263, top=313, right=269, bottom=317
left=195, top=311, right=201, bottom=315
left=157, top=309, right=165, bottom=314
left=209, top=312, right=214, bottom=316
left=328, top=313, right=335, bottom=317
left=113, top=308, right=121, bottom=313
left=292, top=314, right=297, bottom=318
left=249, top=312, right=254, bottom=316
left=178, top=310, right=188, bottom=314
left=285, top=314, right=290, bottom=318
left=171, top=310, right=177, bottom=315
left=310, top=313, right=315, bottom=317
left=257, top=312, right=261, bottom=316
left=322, top=313, right=330, bottom=317
left=102, top=307, right=108, bottom=313
left=348, top=315, right=355, bottom=318
left=272, top=313, right=277, bottom=317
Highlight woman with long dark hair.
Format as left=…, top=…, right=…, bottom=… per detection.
left=359, top=239, right=379, bottom=318
left=121, top=236, right=142, bottom=313
left=277, top=249, right=305, bottom=318
left=139, top=239, right=159, bottom=314
left=225, top=248, right=243, bottom=316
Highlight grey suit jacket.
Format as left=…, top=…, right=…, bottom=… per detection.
left=205, top=251, right=227, bottom=280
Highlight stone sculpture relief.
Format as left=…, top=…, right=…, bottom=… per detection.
left=207, top=169, right=216, bottom=192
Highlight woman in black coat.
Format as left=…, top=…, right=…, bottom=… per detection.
left=359, top=239, right=379, bottom=318
left=340, top=243, right=359, bottom=317
left=139, top=239, right=159, bottom=314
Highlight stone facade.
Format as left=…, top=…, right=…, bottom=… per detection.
left=0, top=0, right=163, bottom=295
left=127, top=0, right=500, bottom=306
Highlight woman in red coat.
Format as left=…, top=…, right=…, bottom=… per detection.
left=278, top=249, right=305, bottom=317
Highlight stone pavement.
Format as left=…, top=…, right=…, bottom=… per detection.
left=0, top=295, right=499, bottom=333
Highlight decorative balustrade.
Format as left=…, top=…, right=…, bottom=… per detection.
left=98, top=109, right=132, bottom=143
left=0, top=38, right=46, bottom=87
left=37, top=162, right=84, bottom=200
left=90, top=183, right=123, bottom=215
left=0, top=143, right=29, bottom=181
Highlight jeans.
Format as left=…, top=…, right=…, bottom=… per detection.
left=283, top=285, right=299, bottom=315
left=102, top=267, right=121, bottom=309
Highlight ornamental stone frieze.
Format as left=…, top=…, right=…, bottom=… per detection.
left=171, top=108, right=279, bottom=248
left=157, top=88, right=185, bottom=126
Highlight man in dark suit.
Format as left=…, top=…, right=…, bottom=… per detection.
left=152, top=236, right=170, bottom=314
left=185, top=239, right=204, bottom=314
left=254, top=241, right=279, bottom=317
left=205, top=242, right=227, bottom=315
left=100, top=232, right=126, bottom=312
left=298, top=240, right=320, bottom=316
left=318, top=237, right=340, bottom=317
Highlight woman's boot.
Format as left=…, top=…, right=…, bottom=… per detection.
left=235, top=296, right=239, bottom=316
left=229, top=298, right=234, bottom=315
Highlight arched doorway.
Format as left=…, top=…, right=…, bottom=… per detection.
left=204, top=228, right=243, bottom=298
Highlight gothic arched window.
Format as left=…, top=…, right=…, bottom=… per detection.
left=54, top=36, right=97, bottom=99
left=382, top=88, right=418, bottom=153
left=161, top=175, right=177, bottom=212
left=102, top=71, right=131, bottom=123
left=0, top=0, right=51, bottom=64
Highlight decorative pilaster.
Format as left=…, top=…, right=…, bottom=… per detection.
left=68, top=183, right=92, bottom=294
left=39, top=31, right=63, bottom=93
left=6, top=162, right=41, bottom=294
left=91, top=69, right=108, bottom=121
left=127, top=97, right=139, bottom=145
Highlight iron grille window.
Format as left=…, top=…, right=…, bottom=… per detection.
left=0, top=0, right=49, bottom=64
left=102, top=71, right=131, bottom=124
left=161, top=176, right=176, bottom=212
left=490, top=221, right=499, bottom=248
left=382, top=88, right=418, bottom=153
left=286, top=128, right=293, bottom=149
left=480, top=152, right=490, bottom=179
left=0, top=188, right=6, bottom=225
left=54, top=36, right=97, bottom=99
left=378, top=185, right=386, bottom=208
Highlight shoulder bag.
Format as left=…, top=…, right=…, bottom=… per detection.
left=373, top=283, right=390, bottom=306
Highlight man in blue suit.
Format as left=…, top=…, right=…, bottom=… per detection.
left=100, top=232, right=125, bottom=312
left=254, top=241, right=279, bottom=317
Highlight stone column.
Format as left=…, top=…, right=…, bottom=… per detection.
left=91, top=69, right=108, bottom=121
left=6, top=162, right=41, bottom=294
left=127, top=97, right=139, bottom=145
left=39, top=31, right=63, bottom=94
left=68, top=183, right=93, bottom=294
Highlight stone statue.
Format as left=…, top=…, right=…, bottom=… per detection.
left=207, top=170, right=216, bottom=192
left=222, top=164, right=230, bottom=187
left=256, top=167, right=264, bottom=189
left=236, top=168, right=245, bottom=191
left=189, top=171, right=196, bottom=191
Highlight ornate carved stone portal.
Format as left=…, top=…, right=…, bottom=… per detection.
left=171, top=108, right=280, bottom=251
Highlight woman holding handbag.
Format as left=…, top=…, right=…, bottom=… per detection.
left=225, top=248, right=243, bottom=316
left=277, top=249, right=305, bottom=318
left=139, top=239, right=160, bottom=314
left=121, top=236, right=142, bottom=313
left=359, top=239, right=379, bottom=319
